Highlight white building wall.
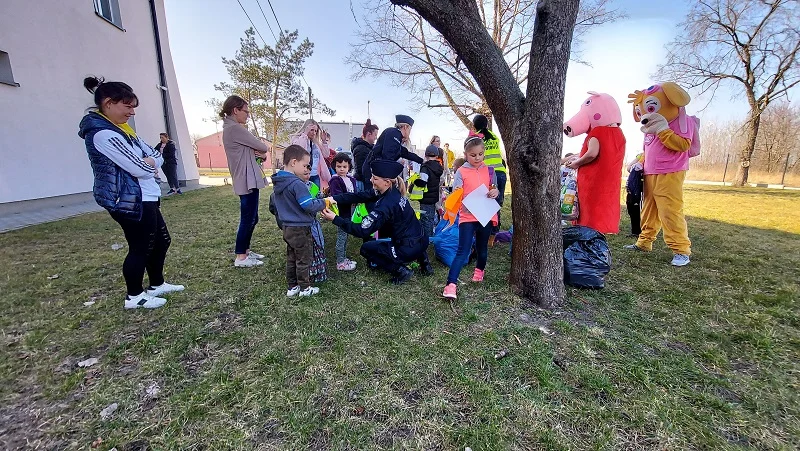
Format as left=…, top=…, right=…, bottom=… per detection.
left=0, top=0, right=198, bottom=206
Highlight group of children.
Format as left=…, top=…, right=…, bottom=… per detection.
left=268, top=131, right=501, bottom=301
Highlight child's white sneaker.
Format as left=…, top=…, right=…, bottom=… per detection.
left=336, top=260, right=357, bottom=271
left=234, top=256, right=263, bottom=267
left=124, top=292, right=167, bottom=309
left=146, top=282, right=185, bottom=297
left=286, top=285, right=301, bottom=297
left=298, top=286, right=320, bottom=297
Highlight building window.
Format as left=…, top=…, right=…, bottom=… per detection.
left=93, top=0, right=124, bottom=31
left=0, top=51, right=19, bottom=87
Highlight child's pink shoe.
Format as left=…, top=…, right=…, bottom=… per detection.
left=442, top=283, right=457, bottom=299
left=472, top=268, right=485, bottom=282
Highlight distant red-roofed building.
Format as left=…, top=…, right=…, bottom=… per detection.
left=195, top=131, right=276, bottom=171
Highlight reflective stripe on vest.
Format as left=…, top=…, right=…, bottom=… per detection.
left=408, top=172, right=428, bottom=200
left=483, top=131, right=506, bottom=173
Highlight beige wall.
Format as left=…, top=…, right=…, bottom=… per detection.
left=0, top=0, right=198, bottom=205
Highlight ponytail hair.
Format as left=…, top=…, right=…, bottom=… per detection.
left=362, top=118, right=379, bottom=137
left=219, top=95, right=247, bottom=118
left=83, top=76, right=139, bottom=111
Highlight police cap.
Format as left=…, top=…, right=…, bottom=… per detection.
left=395, top=114, right=415, bottom=127
left=370, top=159, right=404, bottom=179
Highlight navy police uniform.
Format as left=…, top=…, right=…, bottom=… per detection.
left=332, top=160, right=432, bottom=284
left=362, top=114, right=424, bottom=183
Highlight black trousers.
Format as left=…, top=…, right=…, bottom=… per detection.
left=111, top=201, right=171, bottom=296
left=626, top=192, right=642, bottom=236
left=360, top=236, right=429, bottom=274
left=235, top=189, right=259, bottom=254
left=163, top=163, right=180, bottom=190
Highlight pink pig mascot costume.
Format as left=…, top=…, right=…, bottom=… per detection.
left=563, top=92, right=626, bottom=234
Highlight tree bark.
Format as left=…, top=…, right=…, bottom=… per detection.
left=733, top=111, right=762, bottom=186
left=510, top=0, right=578, bottom=307
left=392, top=0, right=579, bottom=308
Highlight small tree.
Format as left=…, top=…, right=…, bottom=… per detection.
left=265, top=30, right=335, bottom=155
left=755, top=102, right=800, bottom=173
left=657, top=0, right=800, bottom=186
left=210, top=28, right=271, bottom=135
left=209, top=28, right=335, bottom=166
left=388, top=0, right=579, bottom=307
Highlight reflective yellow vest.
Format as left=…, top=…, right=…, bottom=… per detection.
left=482, top=129, right=506, bottom=173
left=408, top=172, right=428, bottom=201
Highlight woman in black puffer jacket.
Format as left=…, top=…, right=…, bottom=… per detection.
left=351, top=119, right=379, bottom=190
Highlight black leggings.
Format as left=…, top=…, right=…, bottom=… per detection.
left=111, top=202, right=171, bottom=296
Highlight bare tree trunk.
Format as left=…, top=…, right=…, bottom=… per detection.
left=733, top=111, right=761, bottom=186
left=392, top=0, right=577, bottom=308
left=509, top=0, right=578, bottom=307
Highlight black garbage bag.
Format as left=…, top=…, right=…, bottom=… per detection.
left=562, top=226, right=611, bottom=289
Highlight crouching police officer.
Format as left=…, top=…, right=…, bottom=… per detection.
left=322, top=159, right=433, bottom=284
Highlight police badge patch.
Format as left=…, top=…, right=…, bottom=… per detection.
left=362, top=212, right=377, bottom=229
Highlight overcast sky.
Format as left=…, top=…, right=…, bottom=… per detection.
left=164, top=0, right=751, bottom=159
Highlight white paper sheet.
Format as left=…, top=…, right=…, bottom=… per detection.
left=461, top=184, right=500, bottom=226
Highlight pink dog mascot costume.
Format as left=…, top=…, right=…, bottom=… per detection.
left=563, top=92, right=626, bottom=234
left=626, top=82, right=698, bottom=267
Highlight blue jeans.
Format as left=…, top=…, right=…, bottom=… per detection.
left=494, top=170, right=507, bottom=234
left=309, top=175, right=321, bottom=188
left=235, top=189, right=259, bottom=254
left=447, top=221, right=492, bottom=284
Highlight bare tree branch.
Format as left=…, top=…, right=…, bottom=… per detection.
left=347, top=0, right=622, bottom=123
left=657, top=0, right=800, bottom=185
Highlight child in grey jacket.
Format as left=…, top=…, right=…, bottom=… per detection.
left=271, top=145, right=327, bottom=297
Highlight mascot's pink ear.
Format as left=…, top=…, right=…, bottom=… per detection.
left=661, top=82, right=691, bottom=107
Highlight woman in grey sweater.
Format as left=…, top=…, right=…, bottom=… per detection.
left=220, top=95, right=271, bottom=267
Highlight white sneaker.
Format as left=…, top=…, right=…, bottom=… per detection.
left=298, top=286, right=320, bottom=297
left=286, top=285, right=301, bottom=297
left=124, top=292, right=167, bottom=309
left=146, top=282, right=185, bottom=297
left=671, top=254, right=690, bottom=267
left=336, top=260, right=357, bottom=271
left=234, top=256, right=263, bottom=267
left=248, top=251, right=265, bottom=260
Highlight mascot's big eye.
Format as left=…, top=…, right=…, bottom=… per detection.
left=585, top=99, right=592, bottom=105
left=643, top=96, right=661, bottom=114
